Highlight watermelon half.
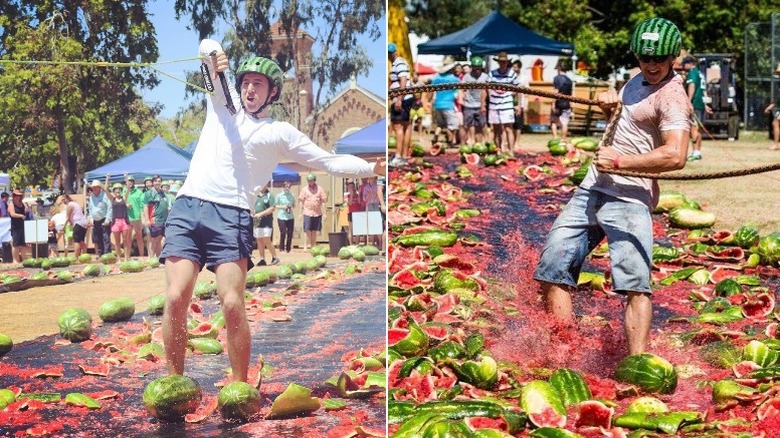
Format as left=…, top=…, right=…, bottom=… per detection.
left=574, top=400, right=613, bottom=428
left=521, top=380, right=567, bottom=428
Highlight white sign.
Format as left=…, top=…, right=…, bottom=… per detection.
left=24, top=219, right=49, bottom=243
left=0, top=218, right=9, bottom=243
left=351, top=211, right=383, bottom=236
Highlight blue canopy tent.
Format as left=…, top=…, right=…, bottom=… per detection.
left=333, top=119, right=387, bottom=160
left=417, top=11, right=574, bottom=57
left=85, top=136, right=191, bottom=183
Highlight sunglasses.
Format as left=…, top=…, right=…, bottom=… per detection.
left=637, top=55, right=670, bottom=64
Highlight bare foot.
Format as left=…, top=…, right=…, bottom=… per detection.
left=771, top=145, right=780, bottom=150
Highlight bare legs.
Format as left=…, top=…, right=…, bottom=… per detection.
left=163, top=257, right=250, bottom=382
left=540, top=281, right=652, bottom=355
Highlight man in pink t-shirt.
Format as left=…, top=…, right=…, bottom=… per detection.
left=298, top=173, right=326, bottom=248
left=534, top=17, right=691, bottom=356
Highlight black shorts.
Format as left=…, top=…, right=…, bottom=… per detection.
left=149, top=223, right=166, bottom=238
left=303, top=215, right=322, bottom=232
left=513, top=110, right=525, bottom=130
left=72, top=224, right=87, bottom=243
left=390, top=98, right=414, bottom=123
left=463, top=107, right=486, bottom=128
left=11, top=227, right=25, bottom=247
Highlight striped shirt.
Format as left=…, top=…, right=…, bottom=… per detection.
left=488, top=67, right=520, bottom=111
left=389, top=56, right=413, bottom=100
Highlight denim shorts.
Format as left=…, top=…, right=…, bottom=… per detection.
left=534, top=188, right=654, bottom=294
left=160, top=196, right=253, bottom=271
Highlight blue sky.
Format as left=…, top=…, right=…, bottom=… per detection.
left=141, top=0, right=387, bottom=118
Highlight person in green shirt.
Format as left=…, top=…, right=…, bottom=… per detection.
left=682, top=55, right=709, bottom=160
left=125, top=175, right=147, bottom=258
left=275, top=181, right=295, bottom=253
left=143, top=175, right=169, bottom=258
left=253, top=183, right=278, bottom=265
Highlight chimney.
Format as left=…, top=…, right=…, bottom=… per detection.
left=299, top=89, right=310, bottom=117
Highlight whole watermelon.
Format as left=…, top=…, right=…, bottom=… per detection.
left=98, top=297, right=136, bottom=322
left=119, top=260, right=145, bottom=273
left=82, top=264, right=103, bottom=277
left=547, top=139, right=568, bottom=156
left=143, top=375, right=202, bottom=421
left=99, top=252, right=118, bottom=265
left=58, top=308, right=93, bottom=342
left=147, top=295, right=165, bottom=316
left=78, top=253, right=92, bottom=264
left=193, top=280, right=216, bottom=299
left=218, top=381, right=262, bottom=421
left=360, top=245, right=380, bottom=256
left=614, top=353, right=678, bottom=394
left=756, top=232, right=780, bottom=266
left=733, top=225, right=760, bottom=249
left=668, top=207, right=716, bottom=230
left=276, top=265, right=293, bottom=279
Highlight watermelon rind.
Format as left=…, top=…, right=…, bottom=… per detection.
left=756, top=232, right=780, bottom=266
left=733, top=225, right=760, bottom=249
left=147, top=295, right=165, bottom=316
left=0, top=333, right=12, bottom=356
left=521, top=380, right=567, bottom=428
left=654, top=191, right=687, bottom=213
left=98, top=297, right=136, bottom=323
left=668, top=207, right=716, bottom=230
left=614, top=353, right=678, bottom=394
left=626, top=396, right=669, bottom=413
left=549, top=368, right=591, bottom=406
left=218, top=381, right=262, bottom=422
left=143, top=375, right=202, bottom=421
left=188, top=338, right=223, bottom=355
left=743, top=340, right=779, bottom=368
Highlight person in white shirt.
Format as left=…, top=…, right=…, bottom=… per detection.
left=158, top=39, right=386, bottom=384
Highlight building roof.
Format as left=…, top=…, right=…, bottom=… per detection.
left=304, top=77, right=385, bottom=124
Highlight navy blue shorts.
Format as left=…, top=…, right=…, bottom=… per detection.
left=160, top=196, right=254, bottom=271
left=303, top=215, right=322, bottom=231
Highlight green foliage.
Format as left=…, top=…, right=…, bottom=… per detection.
left=174, top=0, right=382, bottom=137
left=0, top=4, right=160, bottom=191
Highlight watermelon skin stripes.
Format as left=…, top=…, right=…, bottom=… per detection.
left=549, top=368, right=591, bottom=406
left=614, top=354, right=678, bottom=395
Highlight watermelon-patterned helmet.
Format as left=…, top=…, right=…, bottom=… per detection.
left=630, top=18, right=681, bottom=57
left=235, top=56, right=284, bottom=105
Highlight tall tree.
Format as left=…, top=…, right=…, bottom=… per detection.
left=0, top=1, right=159, bottom=192
left=174, top=0, right=383, bottom=139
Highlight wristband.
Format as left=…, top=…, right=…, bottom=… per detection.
left=613, top=156, right=621, bottom=169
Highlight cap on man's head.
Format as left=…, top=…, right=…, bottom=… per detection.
left=307, top=173, right=317, bottom=181
left=681, top=55, right=696, bottom=65
left=388, top=43, right=397, bottom=53
left=127, top=175, right=136, bottom=181
left=170, top=184, right=180, bottom=193
left=144, top=176, right=153, bottom=182
left=90, top=180, right=102, bottom=188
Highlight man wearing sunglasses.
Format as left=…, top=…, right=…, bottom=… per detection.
left=534, top=17, right=690, bottom=356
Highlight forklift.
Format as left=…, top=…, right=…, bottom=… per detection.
left=694, top=53, right=740, bottom=140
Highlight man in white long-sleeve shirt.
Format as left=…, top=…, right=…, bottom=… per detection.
left=159, top=40, right=386, bottom=384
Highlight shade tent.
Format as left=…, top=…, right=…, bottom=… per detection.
left=417, top=11, right=574, bottom=57
left=333, top=119, right=387, bottom=160
left=85, top=136, right=191, bottom=183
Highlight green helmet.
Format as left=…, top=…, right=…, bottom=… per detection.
left=235, top=56, right=284, bottom=105
left=630, top=18, right=681, bottom=57
left=470, top=56, right=484, bottom=68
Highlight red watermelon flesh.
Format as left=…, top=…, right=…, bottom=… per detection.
left=523, top=165, right=544, bottom=181
left=742, top=293, right=776, bottom=318
left=712, top=230, right=734, bottom=244
left=574, top=400, right=614, bottom=429
left=732, top=361, right=761, bottom=378
left=465, top=416, right=508, bottom=431
left=421, top=324, right=449, bottom=340
left=766, top=322, right=779, bottom=338
left=430, top=142, right=444, bottom=156
left=465, top=153, right=480, bottom=165
left=757, top=397, right=780, bottom=421
left=529, top=406, right=567, bottom=428
left=387, top=328, right=410, bottom=346
left=710, top=267, right=741, bottom=283
left=705, top=247, right=745, bottom=262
